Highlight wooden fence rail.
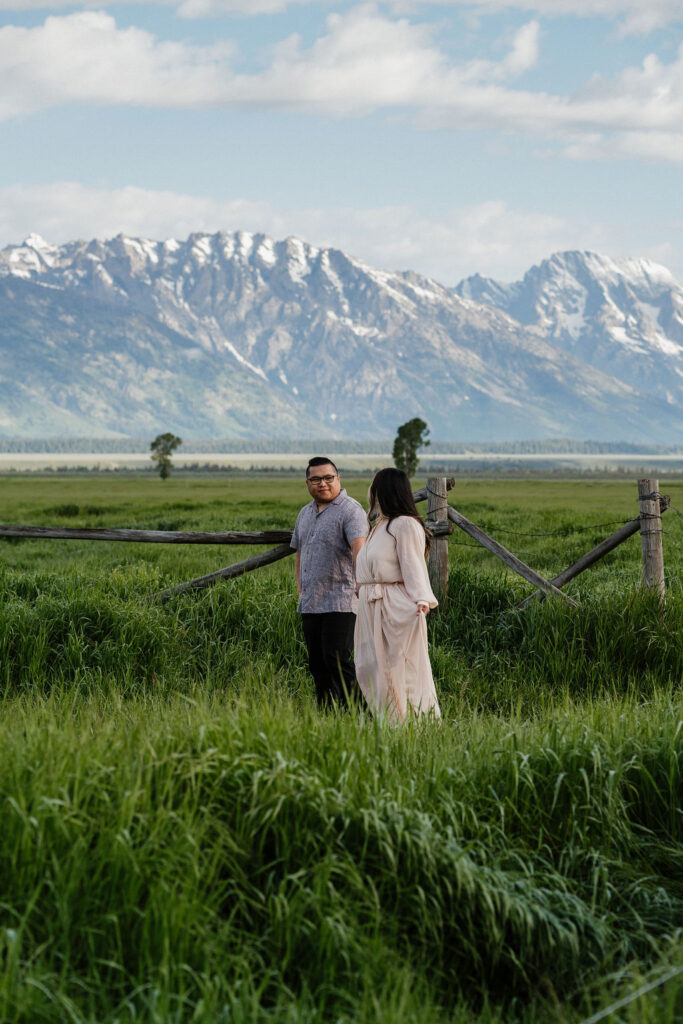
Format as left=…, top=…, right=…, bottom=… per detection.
left=0, top=526, right=293, bottom=545
left=0, top=476, right=669, bottom=606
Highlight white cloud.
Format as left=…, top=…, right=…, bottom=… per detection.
left=1, top=0, right=681, bottom=30
left=175, top=0, right=313, bottom=13
left=316, top=198, right=593, bottom=282
left=0, top=183, right=277, bottom=250
left=0, top=180, right=641, bottom=283
left=2, top=6, right=683, bottom=163
left=0, top=6, right=548, bottom=121
left=394, top=0, right=683, bottom=36
left=0, top=0, right=316, bottom=13
left=0, top=11, right=235, bottom=119
left=455, top=18, right=539, bottom=83
left=561, top=129, right=683, bottom=162
left=496, top=19, right=539, bottom=77
left=0, top=6, right=458, bottom=117
left=234, top=5, right=452, bottom=112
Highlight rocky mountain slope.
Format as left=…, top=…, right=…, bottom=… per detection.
left=1, top=232, right=681, bottom=441
left=455, top=250, right=683, bottom=410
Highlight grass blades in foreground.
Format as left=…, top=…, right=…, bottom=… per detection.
left=0, top=690, right=681, bottom=1024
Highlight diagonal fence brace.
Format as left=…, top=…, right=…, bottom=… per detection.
left=156, top=544, right=295, bottom=602
left=515, top=495, right=670, bottom=610
left=447, top=506, right=578, bottom=606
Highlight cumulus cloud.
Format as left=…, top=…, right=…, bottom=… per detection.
left=1, top=0, right=680, bottom=31
left=175, top=0, right=314, bottom=13
left=562, top=129, right=683, bottom=163
left=396, top=0, right=683, bottom=36
left=0, top=183, right=274, bottom=248
left=422, top=50, right=683, bottom=138
left=0, top=0, right=315, bottom=12
left=234, top=5, right=454, bottom=113
left=0, top=180, right=631, bottom=283
left=0, top=12, right=236, bottom=119
left=2, top=6, right=683, bottom=162
left=496, top=19, right=539, bottom=78
left=0, top=6, right=548, bottom=121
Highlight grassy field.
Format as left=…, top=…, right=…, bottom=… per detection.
left=0, top=473, right=682, bottom=1023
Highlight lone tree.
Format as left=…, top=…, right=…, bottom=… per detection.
left=150, top=432, right=182, bottom=480
left=392, top=418, right=430, bottom=478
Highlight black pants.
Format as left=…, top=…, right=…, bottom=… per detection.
left=300, top=612, right=358, bottom=709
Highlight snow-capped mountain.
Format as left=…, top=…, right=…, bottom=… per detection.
left=1, top=232, right=681, bottom=441
left=455, top=250, right=683, bottom=409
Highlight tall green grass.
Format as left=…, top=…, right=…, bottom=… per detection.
left=0, top=691, right=681, bottom=1023
left=0, top=475, right=681, bottom=1022
left=1, top=556, right=680, bottom=707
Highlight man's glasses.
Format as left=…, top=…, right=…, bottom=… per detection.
left=307, top=474, right=337, bottom=484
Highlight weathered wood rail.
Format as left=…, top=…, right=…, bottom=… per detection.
left=0, top=526, right=293, bottom=545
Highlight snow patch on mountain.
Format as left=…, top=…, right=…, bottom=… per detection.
left=223, top=340, right=268, bottom=380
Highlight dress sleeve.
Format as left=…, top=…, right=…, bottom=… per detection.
left=394, top=517, right=438, bottom=609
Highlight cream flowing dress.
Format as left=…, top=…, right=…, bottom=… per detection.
left=355, top=515, right=440, bottom=721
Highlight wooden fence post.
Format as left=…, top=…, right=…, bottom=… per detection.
left=426, top=476, right=449, bottom=608
left=516, top=494, right=670, bottom=610
left=638, top=478, right=665, bottom=599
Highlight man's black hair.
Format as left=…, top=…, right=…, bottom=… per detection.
left=306, top=456, right=338, bottom=477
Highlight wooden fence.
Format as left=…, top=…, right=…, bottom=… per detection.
left=0, top=477, right=669, bottom=607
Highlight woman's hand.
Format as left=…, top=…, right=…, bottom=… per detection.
left=417, top=603, right=429, bottom=615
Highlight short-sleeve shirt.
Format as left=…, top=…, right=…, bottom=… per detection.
left=290, top=488, right=368, bottom=613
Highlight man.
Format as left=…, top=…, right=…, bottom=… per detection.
left=290, top=456, right=367, bottom=709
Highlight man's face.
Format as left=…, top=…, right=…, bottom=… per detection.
left=306, top=463, right=341, bottom=504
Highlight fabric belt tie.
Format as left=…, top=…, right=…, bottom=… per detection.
left=361, top=582, right=401, bottom=602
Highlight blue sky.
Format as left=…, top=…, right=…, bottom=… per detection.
left=0, top=0, right=682, bottom=284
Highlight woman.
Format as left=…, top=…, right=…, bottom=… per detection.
left=354, top=468, right=440, bottom=721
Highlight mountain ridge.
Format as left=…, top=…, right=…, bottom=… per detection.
left=1, top=232, right=681, bottom=442
left=454, top=250, right=683, bottom=407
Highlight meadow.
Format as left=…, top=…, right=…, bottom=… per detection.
left=0, top=473, right=682, bottom=1023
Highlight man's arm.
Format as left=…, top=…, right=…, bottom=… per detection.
left=295, top=550, right=301, bottom=596
left=345, top=501, right=368, bottom=571
left=350, top=536, right=365, bottom=569
left=350, top=536, right=365, bottom=596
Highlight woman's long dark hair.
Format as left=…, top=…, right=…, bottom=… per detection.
left=369, top=467, right=430, bottom=553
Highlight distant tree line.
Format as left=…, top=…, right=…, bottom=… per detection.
left=1, top=437, right=681, bottom=455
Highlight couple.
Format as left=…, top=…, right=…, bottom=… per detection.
left=290, top=456, right=441, bottom=721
